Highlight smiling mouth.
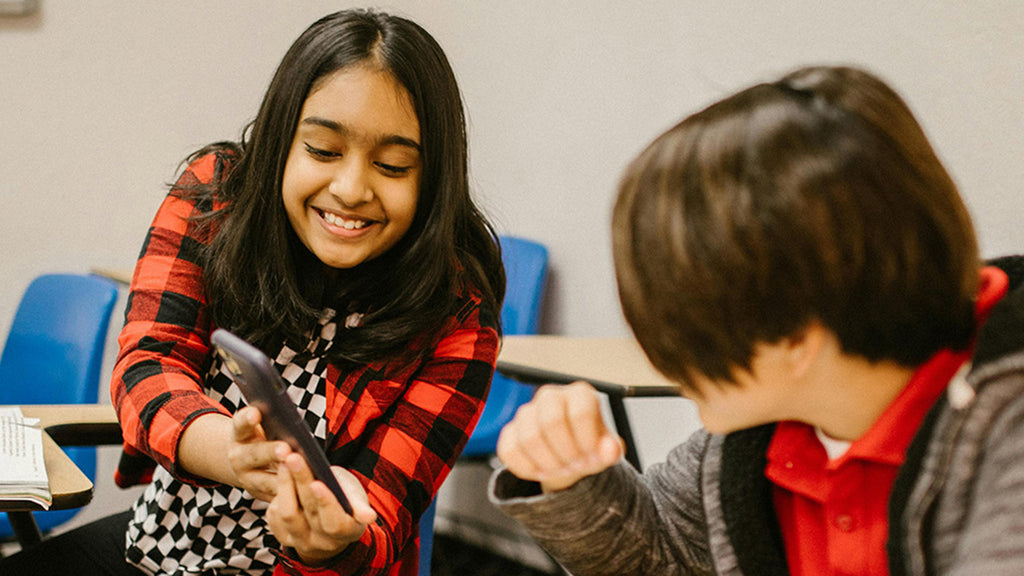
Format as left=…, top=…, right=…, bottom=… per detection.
left=319, top=209, right=372, bottom=230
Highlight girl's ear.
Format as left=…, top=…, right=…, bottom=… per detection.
left=785, top=321, right=830, bottom=380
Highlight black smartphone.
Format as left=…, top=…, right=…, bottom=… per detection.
left=210, top=328, right=353, bottom=515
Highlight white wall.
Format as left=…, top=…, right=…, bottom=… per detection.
left=2, top=0, right=1023, bottom=554
left=5, top=1, right=1022, bottom=344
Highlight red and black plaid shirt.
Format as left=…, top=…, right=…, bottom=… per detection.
left=111, top=153, right=498, bottom=576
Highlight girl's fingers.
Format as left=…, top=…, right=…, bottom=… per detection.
left=229, top=440, right=287, bottom=473
left=274, top=460, right=299, bottom=513
left=227, top=406, right=291, bottom=501
left=266, top=459, right=304, bottom=547
left=230, top=407, right=284, bottom=470
left=267, top=456, right=372, bottom=563
left=233, top=407, right=265, bottom=442
left=283, top=454, right=325, bottom=523
left=333, top=467, right=377, bottom=525
left=283, top=456, right=375, bottom=533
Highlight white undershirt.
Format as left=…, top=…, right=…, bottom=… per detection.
left=815, top=427, right=852, bottom=461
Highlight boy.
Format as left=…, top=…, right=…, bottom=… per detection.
left=490, top=66, right=1024, bottom=575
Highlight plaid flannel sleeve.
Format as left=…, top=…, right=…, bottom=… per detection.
left=275, top=295, right=500, bottom=576
left=111, top=153, right=232, bottom=487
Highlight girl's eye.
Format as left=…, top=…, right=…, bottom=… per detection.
left=375, top=162, right=412, bottom=176
left=304, top=143, right=340, bottom=159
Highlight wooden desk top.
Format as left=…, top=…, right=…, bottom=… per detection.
left=89, top=267, right=132, bottom=285
left=0, top=404, right=119, bottom=512
left=20, top=403, right=118, bottom=431
left=496, top=335, right=680, bottom=397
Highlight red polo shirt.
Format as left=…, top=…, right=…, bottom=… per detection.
left=765, top=267, right=1007, bottom=576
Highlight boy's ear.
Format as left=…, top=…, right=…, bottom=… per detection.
left=786, top=321, right=829, bottom=379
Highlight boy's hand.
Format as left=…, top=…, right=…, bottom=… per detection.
left=496, top=381, right=624, bottom=493
left=265, top=453, right=378, bottom=565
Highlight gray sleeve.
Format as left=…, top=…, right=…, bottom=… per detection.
left=488, top=430, right=714, bottom=576
left=944, top=378, right=1024, bottom=575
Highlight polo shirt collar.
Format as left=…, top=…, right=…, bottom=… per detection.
left=768, top=266, right=1008, bottom=475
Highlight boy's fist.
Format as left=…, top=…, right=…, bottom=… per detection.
left=496, top=381, right=624, bottom=492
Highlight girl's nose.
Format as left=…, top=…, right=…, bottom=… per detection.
left=328, top=162, right=374, bottom=206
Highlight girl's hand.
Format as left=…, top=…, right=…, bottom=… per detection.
left=496, top=381, right=624, bottom=493
left=228, top=406, right=289, bottom=502
left=265, top=452, right=378, bottom=565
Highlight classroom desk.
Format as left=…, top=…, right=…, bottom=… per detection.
left=0, top=404, right=120, bottom=548
left=89, top=267, right=132, bottom=285
left=496, top=335, right=680, bottom=470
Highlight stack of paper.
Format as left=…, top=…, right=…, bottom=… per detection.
left=0, top=406, right=51, bottom=510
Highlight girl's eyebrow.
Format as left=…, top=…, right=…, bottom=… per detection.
left=300, top=116, right=421, bottom=151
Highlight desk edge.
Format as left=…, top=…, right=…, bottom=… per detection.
left=496, top=360, right=679, bottom=398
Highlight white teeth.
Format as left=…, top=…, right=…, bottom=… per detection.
left=322, top=211, right=369, bottom=229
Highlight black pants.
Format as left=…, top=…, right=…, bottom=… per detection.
left=0, top=510, right=144, bottom=576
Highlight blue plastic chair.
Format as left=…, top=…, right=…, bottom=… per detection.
left=0, top=273, right=119, bottom=538
left=419, top=237, right=548, bottom=575
left=418, top=498, right=436, bottom=575
left=463, top=236, right=549, bottom=456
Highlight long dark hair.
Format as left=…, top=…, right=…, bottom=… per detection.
left=185, top=9, right=503, bottom=364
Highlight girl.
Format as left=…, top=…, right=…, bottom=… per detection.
left=2, top=9, right=503, bottom=576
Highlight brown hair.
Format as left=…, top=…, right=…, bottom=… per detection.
left=613, top=66, right=979, bottom=391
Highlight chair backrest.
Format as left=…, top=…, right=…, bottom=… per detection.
left=0, top=273, right=119, bottom=536
left=497, top=236, right=549, bottom=336
left=461, top=236, right=549, bottom=456
left=418, top=498, right=437, bottom=576
left=0, top=273, right=118, bottom=405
